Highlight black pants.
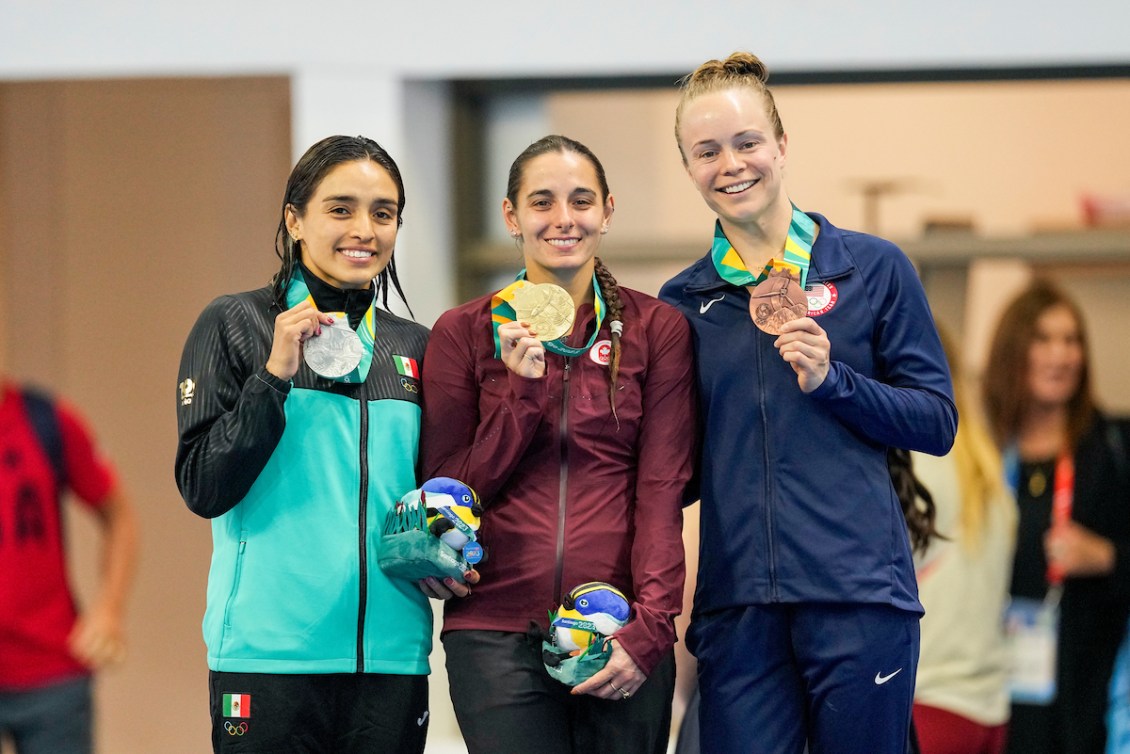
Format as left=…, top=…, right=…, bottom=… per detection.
left=444, top=628, right=675, bottom=754
left=208, top=671, right=428, bottom=754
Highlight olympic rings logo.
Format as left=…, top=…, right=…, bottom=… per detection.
left=224, top=721, right=249, bottom=736
left=400, top=377, right=419, bottom=393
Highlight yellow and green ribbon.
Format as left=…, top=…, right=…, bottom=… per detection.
left=286, top=271, right=376, bottom=384
left=711, top=204, right=815, bottom=289
left=490, top=270, right=605, bottom=358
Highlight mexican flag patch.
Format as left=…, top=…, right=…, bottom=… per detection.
left=223, top=693, right=251, bottom=718
left=393, top=355, right=419, bottom=379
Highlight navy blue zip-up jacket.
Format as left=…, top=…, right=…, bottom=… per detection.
left=659, top=213, right=956, bottom=616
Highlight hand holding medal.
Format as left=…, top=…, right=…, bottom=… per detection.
left=499, top=320, right=547, bottom=379
left=303, top=315, right=364, bottom=379
left=265, top=300, right=336, bottom=381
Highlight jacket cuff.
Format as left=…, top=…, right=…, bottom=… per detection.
left=254, top=368, right=292, bottom=395
left=611, top=609, right=675, bottom=677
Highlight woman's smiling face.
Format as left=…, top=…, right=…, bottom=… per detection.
left=678, top=87, right=789, bottom=228
left=502, top=150, right=613, bottom=283
left=286, top=158, right=400, bottom=290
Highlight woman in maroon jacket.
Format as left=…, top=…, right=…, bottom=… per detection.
left=419, top=134, right=697, bottom=754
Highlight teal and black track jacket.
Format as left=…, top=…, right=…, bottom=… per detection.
left=175, top=283, right=430, bottom=675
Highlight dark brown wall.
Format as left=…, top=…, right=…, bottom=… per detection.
left=0, top=76, right=290, bottom=753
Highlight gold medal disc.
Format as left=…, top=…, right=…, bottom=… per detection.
left=748, top=269, right=808, bottom=335
left=510, top=283, right=575, bottom=342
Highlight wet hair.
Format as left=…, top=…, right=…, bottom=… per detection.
left=270, top=135, right=413, bottom=316
left=675, top=51, right=785, bottom=165
left=888, top=446, right=938, bottom=555
left=506, top=135, right=624, bottom=423
left=983, top=279, right=1094, bottom=450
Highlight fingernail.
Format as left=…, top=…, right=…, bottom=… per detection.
left=444, top=577, right=455, bottom=585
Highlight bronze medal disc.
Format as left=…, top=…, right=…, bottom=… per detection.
left=510, top=282, right=575, bottom=342
left=748, top=269, right=808, bottom=335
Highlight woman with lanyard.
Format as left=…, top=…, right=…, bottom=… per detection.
left=983, top=279, right=1130, bottom=754
left=176, top=135, right=443, bottom=753
left=419, top=134, right=696, bottom=754
left=659, top=52, right=956, bottom=754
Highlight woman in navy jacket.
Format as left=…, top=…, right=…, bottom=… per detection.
left=660, top=52, right=956, bottom=754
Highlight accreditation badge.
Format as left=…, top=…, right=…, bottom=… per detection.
left=1005, top=589, right=1060, bottom=705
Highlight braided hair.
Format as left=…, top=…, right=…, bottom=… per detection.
left=270, top=135, right=413, bottom=317
left=593, top=256, right=625, bottom=424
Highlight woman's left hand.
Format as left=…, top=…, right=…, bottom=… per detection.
left=1045, top=521, right=1116, bottom=577
left=774, top=317, right=831, bottom=394
left=570, top=638, right=647, bottom=701
left=417, top=569, right=480, bottom=600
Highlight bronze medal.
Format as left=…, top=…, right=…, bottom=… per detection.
left=510, top=282, right=575, bottom=342
left=748, top=269, right=808, bottom=335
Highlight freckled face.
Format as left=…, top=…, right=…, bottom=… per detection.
left=678, top=87, right=788, bottom=227
left=286, top=159, right=400, bottom=290
left=1026, top=304, right=1085, bottom=409
left=502, top=151, right=613, bottom=283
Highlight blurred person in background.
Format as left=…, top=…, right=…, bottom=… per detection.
left=984, top=279, right=1130, bottom=754
left=911, top=326, right=1018, bottom=754
left=0, top=378, right=139, bottom=754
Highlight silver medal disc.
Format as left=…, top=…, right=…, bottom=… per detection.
left=303, top=319, right=364, bottom=378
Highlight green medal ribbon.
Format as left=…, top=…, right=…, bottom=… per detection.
left=711, top=204, right=815, bottom=289
left=490, top=270, right=605, bottom=359
left=286, top=271, right=377, bottom=383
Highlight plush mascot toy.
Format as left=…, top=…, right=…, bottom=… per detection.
left=543, top=582, right=631, bottom=686
left=422, top=477, right=483, bottom=560
left=377, top=477, right=483, bottom=581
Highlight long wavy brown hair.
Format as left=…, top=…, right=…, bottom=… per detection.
left=983, top=279, right=1094, bottom=450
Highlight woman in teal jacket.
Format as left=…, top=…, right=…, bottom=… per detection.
left=176, top=135, right=434, bottom=754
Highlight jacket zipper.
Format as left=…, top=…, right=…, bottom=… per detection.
left=757, top=333, right=779, bottom=601
left=356, top=397, right=369, bottom=672
left=553, top=358, right=572, bottom=605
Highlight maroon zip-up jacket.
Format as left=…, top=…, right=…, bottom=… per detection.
left=420, top=286, right=696, bottom=675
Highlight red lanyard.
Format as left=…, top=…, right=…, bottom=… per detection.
left=1047, top=450, right=1075, bottom=585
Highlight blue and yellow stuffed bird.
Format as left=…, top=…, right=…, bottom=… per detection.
left=421, top=477, right=483, bottom=552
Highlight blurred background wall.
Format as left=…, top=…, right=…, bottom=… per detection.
left=1, top=2, right=1128, bottom=751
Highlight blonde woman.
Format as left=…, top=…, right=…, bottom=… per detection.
left=912, top=327, right=1018, bottom=754
left=660, top=52, right=955, bottom=753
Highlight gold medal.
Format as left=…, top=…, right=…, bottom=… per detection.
left=1028, top=467, right=1047, bottom=497
left=748, top=268, right=808, bottom=335
left=510, top=282, right=575, bottom=343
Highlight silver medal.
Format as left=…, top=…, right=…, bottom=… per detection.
left=303, top=318, right=364, bottom=378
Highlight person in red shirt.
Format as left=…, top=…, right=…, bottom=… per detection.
left=0, top=379, right=138, bottom=754
left=419, top=134, right=697, bottom=754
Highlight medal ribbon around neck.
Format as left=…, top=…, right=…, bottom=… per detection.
left=490, top=270, right=605, bottom=358
left=711, top=204, right=815, bottom=289
left=286, top=272, right=377, bottom=383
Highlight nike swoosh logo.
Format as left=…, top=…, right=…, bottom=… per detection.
left=699, top=295, right=725, bottom=314
left=417, top=710, right=429, bottom=726
left=874, top=669, right=902, bottom=685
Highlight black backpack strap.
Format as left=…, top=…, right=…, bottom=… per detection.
left=22, top=388, right=66, bottom=489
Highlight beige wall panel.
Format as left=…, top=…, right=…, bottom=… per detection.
left=0, top=77, right=289, bottom=754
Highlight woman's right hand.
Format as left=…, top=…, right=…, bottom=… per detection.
left=499, top=320, right=546, bottom=379
left=266, top=300, right=335, bottom=381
